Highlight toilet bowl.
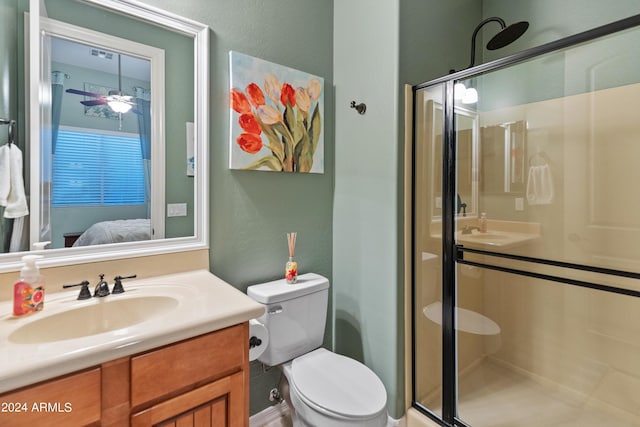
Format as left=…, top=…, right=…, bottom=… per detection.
left=282, top=348, right=388, bottom=427
left=247, top=273, right=388, bottom=427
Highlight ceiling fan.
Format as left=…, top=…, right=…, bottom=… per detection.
left=66, top=53, right=139, bottom=114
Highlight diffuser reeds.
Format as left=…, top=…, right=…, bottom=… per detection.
left=287, top=232, right=297, bottom=258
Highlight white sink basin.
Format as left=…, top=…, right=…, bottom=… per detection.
left=455, top=229, right=538, bottom=248
left=0, top=269, right=265, bottom=394
left=9, top=295, right=178, bottom=344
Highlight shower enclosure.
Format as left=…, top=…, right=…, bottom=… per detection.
left=411, top=15, right=640, bottom=427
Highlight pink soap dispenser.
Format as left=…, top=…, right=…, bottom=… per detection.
left=13, top=255, right=45, bottom=316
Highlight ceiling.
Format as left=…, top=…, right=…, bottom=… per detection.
left=51, top=36, right=151, bottom=82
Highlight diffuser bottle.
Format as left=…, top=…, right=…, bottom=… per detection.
left=285, top=257, right=298, bottom=284
left=13, top=255, right=45, bottom=316
left=285, top=232, right=298, bottom=284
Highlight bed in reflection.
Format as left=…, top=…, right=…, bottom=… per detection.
left=70, top=218, right=151, bottom=247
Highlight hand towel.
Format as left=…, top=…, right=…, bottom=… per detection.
left=0, top=145, right=9, bottom=206
left=4, top=144, right=29, bottom=218
left=9, top=216, right=28, bottom=252
left=526, top=164, right=554, bottom=205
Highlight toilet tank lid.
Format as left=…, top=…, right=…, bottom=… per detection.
left=247, top=273, right=329, bottom=304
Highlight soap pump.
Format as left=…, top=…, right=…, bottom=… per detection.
left=13, top=255, right=45, bottom=316
left=479, top=212, right=488, bottom=233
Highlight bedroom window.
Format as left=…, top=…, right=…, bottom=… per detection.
left=52, top=127, right=146, bottom=207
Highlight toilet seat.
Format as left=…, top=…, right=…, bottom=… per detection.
left=289, top=348, right=387, bottom=420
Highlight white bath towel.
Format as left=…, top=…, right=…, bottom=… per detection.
left=4, top=144, right=29, bottom=218
left=0, top=145, right=10, bottom=206
left=526, top=164, right=554, bottom=205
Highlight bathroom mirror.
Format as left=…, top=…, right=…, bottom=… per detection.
left=429, top=101, right=479, bottom=219
left=480, top=120, right=527, bottom=194
left=0, top=0, right=209, bottom=272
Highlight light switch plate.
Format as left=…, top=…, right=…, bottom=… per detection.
left=515, top=197, right=524, bottom=211
left=167, top=203, right=188, bottom=217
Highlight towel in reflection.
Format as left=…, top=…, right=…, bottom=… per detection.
left=526, top=164, right=554, bottom=205
left=0, top=144, right=29, bottom=218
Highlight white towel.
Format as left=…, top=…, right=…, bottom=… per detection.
left=526, top=164, right=554, bottom=205
left=0, top=145, right=9, bottom=206
left=4, top=144, right=29, bottom=218
left=9, top=216, right=28, bottom=252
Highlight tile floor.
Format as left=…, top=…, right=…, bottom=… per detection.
left=423, top=358, right=640, bottom=426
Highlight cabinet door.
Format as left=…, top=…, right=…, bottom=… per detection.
left=131, top=371, right=245, bottom=427
left=0, top=368, right=100, bottom=427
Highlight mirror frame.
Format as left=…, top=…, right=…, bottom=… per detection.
left=0, top=0, right=209, bottom=272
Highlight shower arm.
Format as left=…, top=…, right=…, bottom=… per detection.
left=467, top=17, right=507, bottom=69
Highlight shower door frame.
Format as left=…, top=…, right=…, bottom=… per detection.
left=411, top=13, right=640, bottom=427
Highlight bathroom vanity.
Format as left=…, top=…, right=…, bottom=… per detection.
left=0, top=270, right=265, bottom=427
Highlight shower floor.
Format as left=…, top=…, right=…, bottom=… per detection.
left=423, top=358, right=640, bottom=427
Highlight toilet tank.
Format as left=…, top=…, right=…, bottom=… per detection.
left=247, top=273, right=329, bottom=366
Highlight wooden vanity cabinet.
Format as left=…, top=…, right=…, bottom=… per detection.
left=129, top=323, right=248, bottom=427
left=0, top=323, right=250, bottom=427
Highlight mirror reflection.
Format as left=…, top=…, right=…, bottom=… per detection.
left=43, top=35, right=157, bottom=249
left=480, top=120, right=527, bottom=194
left=0, top=0, right=208, bottom=270
left=428, top=101, right=478, bottom=219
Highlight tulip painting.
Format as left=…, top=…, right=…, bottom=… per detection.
left=229, top=51, right=324, bottom=173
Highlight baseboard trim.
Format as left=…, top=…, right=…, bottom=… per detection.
left=250, top=402, right=290, bottom=427
left=250, top=402, right=406, bottom=427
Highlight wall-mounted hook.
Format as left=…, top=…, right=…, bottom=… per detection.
left=350, top=101, right=366, bottom=115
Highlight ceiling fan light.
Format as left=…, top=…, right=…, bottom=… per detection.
left=107, top=99, right=132, bottom=113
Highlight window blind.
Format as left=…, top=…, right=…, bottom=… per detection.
left=52, top=128, right=146, bottom=207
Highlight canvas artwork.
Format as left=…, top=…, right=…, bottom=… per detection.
left=229, top=51, right=324, bottom=173
left=83, top=83, right=118, bottom=120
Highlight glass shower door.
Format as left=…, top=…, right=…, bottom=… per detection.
left=454, top=24, right=640, bottom=427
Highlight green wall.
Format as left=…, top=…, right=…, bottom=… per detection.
left=139, top=0, right=334, bottom=416
left=477, top=0, right=640, bottom=111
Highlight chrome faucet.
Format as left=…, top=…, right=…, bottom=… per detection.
left=94, top=273, right=110, bottom=297
left=461, top=225, right=481, bottom=235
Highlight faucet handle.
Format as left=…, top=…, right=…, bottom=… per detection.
left=94, top=273, right=110, bottom=297
left=112, top=274, right=137, bottom=294
left=63, top=280, right=91, bottom=300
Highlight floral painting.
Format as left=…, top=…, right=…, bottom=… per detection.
left=83, top=83, right=119, bottom=120
left=229, top=51, right=324, bottom=173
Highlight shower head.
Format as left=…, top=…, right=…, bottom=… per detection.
left=458, top=17, right=530, bottom=71
left=486, top=20, right=529, bottom=50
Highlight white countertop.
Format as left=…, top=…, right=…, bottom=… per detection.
left=0, top=269, right=265, bottom=394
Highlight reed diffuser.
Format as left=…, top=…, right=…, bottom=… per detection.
left=285, top=232, right=298, bottom=284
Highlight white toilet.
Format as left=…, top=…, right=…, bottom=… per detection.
left=247, top=273, right=388, bottom=427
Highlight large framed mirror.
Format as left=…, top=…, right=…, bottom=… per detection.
left=0, top=0, right=208, bottom=271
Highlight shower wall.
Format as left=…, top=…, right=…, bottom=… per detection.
left=472, top=82, right=640, bottom=416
